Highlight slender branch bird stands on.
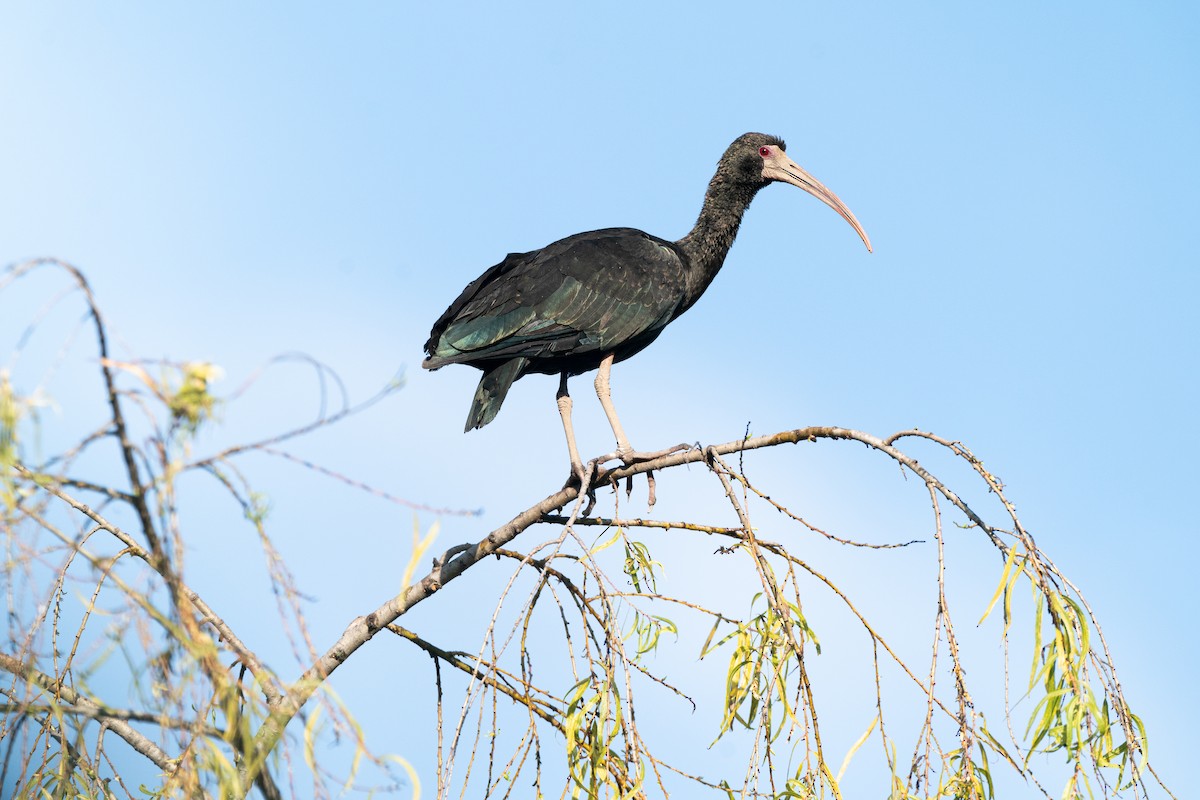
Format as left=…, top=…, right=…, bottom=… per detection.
left=423, top=133, right=871, bottom=501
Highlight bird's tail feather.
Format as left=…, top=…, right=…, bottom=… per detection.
left=465, top=357, right=528, bottom=432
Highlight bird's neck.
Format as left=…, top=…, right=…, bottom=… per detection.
left=675, top=177, right=763, bottom=308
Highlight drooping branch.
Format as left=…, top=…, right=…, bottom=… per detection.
left=13, top=464, right=283, bottom=705
left=5, top=259, right=165, bottom=560
left=387, top=624, right=566, bottom=733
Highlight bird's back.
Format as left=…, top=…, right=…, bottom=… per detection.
left=424, top=228, right=690, bottom=377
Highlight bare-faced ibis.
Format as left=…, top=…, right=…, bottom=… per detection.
left=423, top=132, right=871, bottom=490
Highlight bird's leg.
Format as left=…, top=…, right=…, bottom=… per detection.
left=592, top=355, right=683, bottom=510
left=556, top=373, right=586, bottom=483
left=594, top=354, right=634, bottom=461
left=594, top=353, right=691, bottom=469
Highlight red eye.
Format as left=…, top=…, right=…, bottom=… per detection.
left=759, top=146, right=771, bottom=157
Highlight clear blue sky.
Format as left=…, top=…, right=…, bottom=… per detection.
left=2, top=3, right=1195, bottom=797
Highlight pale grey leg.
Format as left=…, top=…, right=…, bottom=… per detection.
left=594, top=354, right=634, bottom=460
left=557, top=373, right=585, bottom=481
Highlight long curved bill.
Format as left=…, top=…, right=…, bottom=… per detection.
left=762, top=149, right=872, bottom=252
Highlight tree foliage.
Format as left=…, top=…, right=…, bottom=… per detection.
left=0, top=260, right=1177, bottom=799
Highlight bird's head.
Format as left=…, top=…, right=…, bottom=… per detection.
left=726, top=132, right=872, bottom=252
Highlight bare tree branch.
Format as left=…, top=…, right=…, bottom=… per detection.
left=0, top=652, right=175, bottom=771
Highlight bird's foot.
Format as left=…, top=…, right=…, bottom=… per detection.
left=614, top=442, right=692, bottom=465
left=562, top=459, right=599, bottom=517
left=593, top=442, right=692, bottom=509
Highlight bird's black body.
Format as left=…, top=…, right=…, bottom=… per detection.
left=423, top=228, right=691, bottom=429
left=423, top=133, right=870, bottom=436
left=425, top=229, right=689, bottom=374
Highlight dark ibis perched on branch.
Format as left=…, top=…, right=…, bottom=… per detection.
left=423, top=132, right=871, bottom=494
